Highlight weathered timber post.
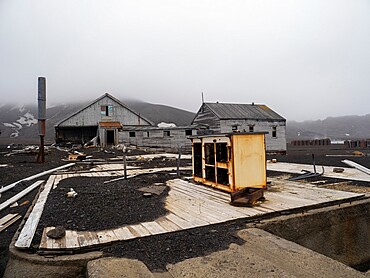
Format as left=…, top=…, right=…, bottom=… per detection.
left=122, top=144, right=127, bottom=179
left=36, top=77, right=46, bottom=163
left=177, top=147, right=182, bottom=176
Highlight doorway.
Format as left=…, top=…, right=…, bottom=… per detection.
left=106, top=130, right=115, bottom=145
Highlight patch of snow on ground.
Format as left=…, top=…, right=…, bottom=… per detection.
left=157, top=122, right=177, bottom=128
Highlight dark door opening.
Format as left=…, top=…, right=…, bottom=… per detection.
left=106, top=130, right=115, bottom=145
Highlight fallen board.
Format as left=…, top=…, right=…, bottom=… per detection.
left=38, top=178, right=364, bottom=250
left=0, top=180, right=44, bottom=212
left=15, top=177, right=55, bottom=248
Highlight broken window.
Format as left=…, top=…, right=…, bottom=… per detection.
left=205, top=166, right=216, bottom=182
left=101, top=105, right=113, bottom=116
left=249, top=125, right=254, bottom=132
left=232, top=125, right=238, bottom=131
left=205, top=143, right=215, bottom=165
left=216, top=143, right=228, bottom=162
left=163, top=130, right=171, bottom=137
left=129, top=131, right=136, bottom=138
left=193, top=143, right=202, bottom=177
left=272, top=126, right=277, bottom=138
left=217, top=168, right=229, bottom=185
left=185, top=129, right=193, bottom=136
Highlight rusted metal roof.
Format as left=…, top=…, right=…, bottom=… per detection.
left=204, top=103, right=285, bottom=121
left=99, top=121, right=122, bottom=128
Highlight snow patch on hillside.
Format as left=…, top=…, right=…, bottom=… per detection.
left=2, top=112, right=38, bottom=138
left=17, top=112, right=38, bottom=126
left=3, top=123, right=15, bottom=128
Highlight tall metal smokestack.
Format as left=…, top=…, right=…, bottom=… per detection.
left=36, top=77, right=46, bottom=163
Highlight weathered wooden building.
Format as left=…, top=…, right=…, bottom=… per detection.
left=119, top=126, right=198, bottom=152
left=192, top=102, right=287, bottom=154
left=55, top=93, right=152, bottom=146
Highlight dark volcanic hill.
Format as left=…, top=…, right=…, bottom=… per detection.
left=287, top=114, right=370, bottom=141
left=1, top=101, right=369, bottom=144
left=0, top=100, right=196, bottom=144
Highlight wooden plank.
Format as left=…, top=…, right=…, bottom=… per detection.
left=0, top=214, right=18, bottom=226
left=169, top=185, right=248, bottom=219
left=169, top=180, right=231, bottom=203
left=112, top=227, right=136, bottom=240
left=39, top=227, right=49, bottom=249
left=168, top=181, right=269, bottom=217
left=65, top=230, right=80, bottom=249
left=128, top=224, right=151, bottom=237
left=0, top=215, right=21, bottom=233
left=0, top=163, right=75, bottom=194
left=15, top=178, right=55, bottom=249
left=166, top=193, right=225, bottom=224
left=77, top=231, right=96, bottom=248
left=97, top=230, right=119, bottom=244
left=133, top=224, right=152, bottom=237
left=155, top=216, right=181, bottom=232
left=141, top=221, right=167, bottom=235
left=0, top=180, right=44, bottom=212
left=165, top=203, right=210, bottom=226
left=52, top=230, right=67, bottom=249
left=53, top=175, right=62, bottom=189
left=165, top=213, right=198, bottom=229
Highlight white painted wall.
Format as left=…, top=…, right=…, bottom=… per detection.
left=59, top=95, right=151, bottom=127
left=220, top=119, right=287, bottom=153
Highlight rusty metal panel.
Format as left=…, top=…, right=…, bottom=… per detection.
left=231, top=133, right=266, bottom=190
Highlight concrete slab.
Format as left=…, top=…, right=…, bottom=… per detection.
left=87, top=258, right=154, bottom=278
left=166, top=228, right=364, bottom=278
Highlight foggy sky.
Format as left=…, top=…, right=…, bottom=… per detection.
left=0, top=0, right=369, bottom=121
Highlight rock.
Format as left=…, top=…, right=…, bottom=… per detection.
left=46, top=226, right=66, bottom=239
left=87, top=258, right=154, bottom=278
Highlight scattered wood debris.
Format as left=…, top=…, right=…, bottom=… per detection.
left=0, top=214, right=22, bottom=233
left=0, top=180, right=44, bottom=212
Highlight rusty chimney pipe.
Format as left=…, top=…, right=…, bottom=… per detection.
left=36, top=77, right=46, bottom=163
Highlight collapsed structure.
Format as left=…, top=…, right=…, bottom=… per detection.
left=55, top=93, right=286, bottom=153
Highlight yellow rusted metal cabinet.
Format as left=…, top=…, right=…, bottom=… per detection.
left=191, top=133, right=267, bottom=193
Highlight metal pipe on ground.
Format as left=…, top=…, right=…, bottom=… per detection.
left=342, top=160, right=370, bottom=176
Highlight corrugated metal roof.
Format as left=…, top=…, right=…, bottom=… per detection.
left=99, top=121, right=122, bottom=128
left=204, top=103, right=285, bottom=121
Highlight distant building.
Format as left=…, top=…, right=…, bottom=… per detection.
left=55, top=95, right=287, bottom=153
left=192, top=102, right=287, bottom=154
left=55, top=93, right=153, bottom=146
left=55, top=93, right=197, bottom=150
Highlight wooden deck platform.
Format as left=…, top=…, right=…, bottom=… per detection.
left=20, top=174, right=363, bottom=251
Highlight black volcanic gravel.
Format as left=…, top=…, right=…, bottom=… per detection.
left=32, top=172, right=181, bottom=245
left=102, top=220, right=247, bottom=272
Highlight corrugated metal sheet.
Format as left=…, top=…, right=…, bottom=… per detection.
left=99, top=121, right=122, bottom=128
left=204, top=103, right=285, bottom=121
